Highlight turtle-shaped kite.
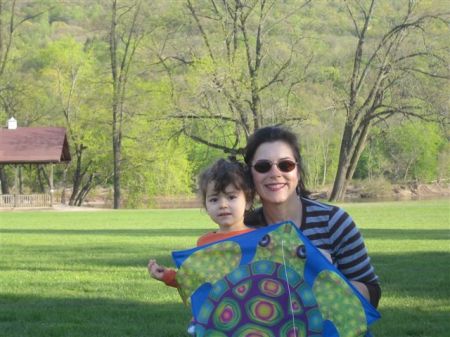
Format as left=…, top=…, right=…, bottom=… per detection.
left=172, top=222, right=380, bottom=337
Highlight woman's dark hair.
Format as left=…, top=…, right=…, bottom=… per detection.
left=244, top=126, right=310, bottom=198
left=198, top=158, right=254, bottom=207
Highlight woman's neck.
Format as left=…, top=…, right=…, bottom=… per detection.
left=262, top=195, right=302, bottom=228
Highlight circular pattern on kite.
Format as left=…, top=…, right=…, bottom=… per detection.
left=197, top=261, right=323, bottom=337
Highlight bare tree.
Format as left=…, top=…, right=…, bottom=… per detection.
left=156, top=0, right=312, bottom=155
left=108, top=0, right=144, bottom=208
left=329, top=0, right=450, bottom=201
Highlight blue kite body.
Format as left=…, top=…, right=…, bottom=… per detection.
left=172, top=221, right=380, bottom=337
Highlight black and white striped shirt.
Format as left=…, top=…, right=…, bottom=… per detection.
left=245, top=197, right=380, bottom=306
left=300, top=198, right=378, bottom=284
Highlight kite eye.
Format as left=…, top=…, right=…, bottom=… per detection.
left=296, top=245, right=307, bottom=259
left=258, top=234, right=271, bottom=247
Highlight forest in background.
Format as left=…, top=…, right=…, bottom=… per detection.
left=0, top=0, right=448, bottom=208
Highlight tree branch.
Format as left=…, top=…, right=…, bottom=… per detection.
left=187, top=0, right=216, bottom=62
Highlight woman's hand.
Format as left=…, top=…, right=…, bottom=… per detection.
left=350, top=280, right=370, bottom=301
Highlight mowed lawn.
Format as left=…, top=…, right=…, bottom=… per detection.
left=0, top=199, right=449, bottom=337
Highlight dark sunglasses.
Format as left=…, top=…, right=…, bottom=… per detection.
left=252, top=159, right=297, bottom=173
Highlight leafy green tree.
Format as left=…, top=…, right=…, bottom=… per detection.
left=121, top=120, right=194, bottom=208
left=35, top=36, right=111, bottom=205
left=382, top=121, right=445, bottom=181
left=0, top=0, right=56, bottom=194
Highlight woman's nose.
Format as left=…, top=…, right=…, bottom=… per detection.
left=268, top=165, right=282, bottom=174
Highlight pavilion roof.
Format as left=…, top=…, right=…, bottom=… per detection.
left=0, top=127, right=71, bottom=164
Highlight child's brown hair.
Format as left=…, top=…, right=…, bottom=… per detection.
left=198, top=158, right=254, bottom=208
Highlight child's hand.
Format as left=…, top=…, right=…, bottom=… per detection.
left=148, top=259, right=166, bottom=281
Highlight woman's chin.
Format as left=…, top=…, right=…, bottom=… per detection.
left=262, top=194, right=289, bottom=205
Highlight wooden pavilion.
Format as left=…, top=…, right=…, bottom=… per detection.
left=0, top=125, right=71, bottom=208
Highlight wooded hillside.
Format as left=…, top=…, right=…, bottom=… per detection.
left=0, top=0, right=448, bottom=207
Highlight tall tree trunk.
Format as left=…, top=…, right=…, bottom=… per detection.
left=110, top=0, right=121, bottom=209
left=108, top=0, right=141, bottom=208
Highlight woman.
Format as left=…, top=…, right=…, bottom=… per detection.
left=244, top=125, right=381, bottom=308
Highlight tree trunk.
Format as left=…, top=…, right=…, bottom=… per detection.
left=37, top=165, right=50, bottom=193
left=69, top=147, right=82, bottom=206
left=110, top=0, right=121, bottom=209
left=0, top=165, right=9, bottom=194
left=112, top=120, right=121, bottom=209
left=330, top=122, right=353, bottom=201
left=346, top=123, right=371, bottom=182
left=108, top=0, right=140, bottom=209
left=330, top=120, right=371, bottom=201
left=60, top=164, right=68, bottom=204
left=75, top=173, right=94, bottom=206
left=18, top=165, right=23, bottom=194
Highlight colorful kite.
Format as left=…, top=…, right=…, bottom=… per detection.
left=172, top=221, right=380, bottom=337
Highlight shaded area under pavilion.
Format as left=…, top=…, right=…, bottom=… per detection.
left=0, top=127, right=71, bottom=208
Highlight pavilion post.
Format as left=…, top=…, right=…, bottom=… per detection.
left=50, top=163, right=54, bottom=207
left=14, top=165, right=18, bottom=207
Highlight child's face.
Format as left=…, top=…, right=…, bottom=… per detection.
left=205, top=182, right=248, bottom=232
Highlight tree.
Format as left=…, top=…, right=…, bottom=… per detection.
left=108, top=0, right=145, bottom=208
left=156, top=0, right=313, bottom=156
left=0, top=0, right=51, bottom=194
left=39, top=37, right=109, bottom=206
left=329, top=0, right=450, bottom=201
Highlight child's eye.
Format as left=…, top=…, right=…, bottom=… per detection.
left=228, top=195, right=237, bottom=200
left=208, top=197, right=218, bottom=203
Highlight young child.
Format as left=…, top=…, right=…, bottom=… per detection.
left=148, top=158, right=255, bottom=288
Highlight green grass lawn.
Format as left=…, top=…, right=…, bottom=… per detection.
left=0, top=199, right=449, bottom=337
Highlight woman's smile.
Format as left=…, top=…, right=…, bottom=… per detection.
left=265, top=182, right=287, bottom=191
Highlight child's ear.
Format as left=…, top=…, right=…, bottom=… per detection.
left=245, top=202, right=252, bottom=211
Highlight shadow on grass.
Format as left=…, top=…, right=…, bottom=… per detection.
left=371, top=306, right=450, bottom=337
left=0, top=228, right=208, bottom=237
left=0, top=252, right=177, bottom=271
left=370, top=252, right=450, bottom=303
left=0, top=294, right=191, bottom=337
left=1, top=292, right=448, bottom=337
left=360, top=228, right=450, bottom=240
left=2, top=227, right=449, bottom=240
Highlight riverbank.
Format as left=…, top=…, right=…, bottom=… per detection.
left=309, top=181, right=450, bottom=202
left=101, top=181, right=450, bottom=208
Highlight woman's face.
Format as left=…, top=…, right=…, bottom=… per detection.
left=250, top=140, right=300, bottom=205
